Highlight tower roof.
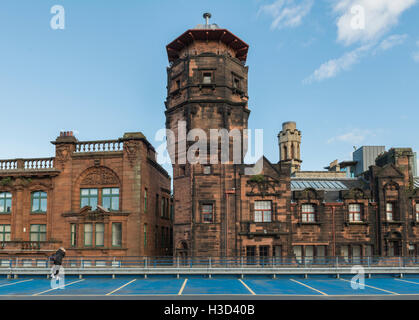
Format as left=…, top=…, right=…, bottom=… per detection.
left=166, top=13, right=249, bottom=63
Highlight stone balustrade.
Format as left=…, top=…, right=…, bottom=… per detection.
left=74, top=140, right=123, bottom=153
left=0, top=158, right=55, bottom=171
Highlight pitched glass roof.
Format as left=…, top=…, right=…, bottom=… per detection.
left=291, top=180, right=350, bottom=191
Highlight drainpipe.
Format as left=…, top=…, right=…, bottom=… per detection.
left=225, top=189, right=236, bottom=257
left=332, top=206, right=336, bottom=257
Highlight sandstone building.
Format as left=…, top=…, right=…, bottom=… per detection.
left=0, top=132, right=173, bottom=258
left=166, top=15, right=419, bottom=260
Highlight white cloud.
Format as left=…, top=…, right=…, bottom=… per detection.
left=377, top=34, right=408, bottom=51
left=304, top=43, right=372, bottom=83
left=305, top=0, right=417, bottom=83
left=327, top=128, right=377, bottom=145
left=259, top=0, right=314, bottom=30
left=333, top=0, right=417, bottom=46
left=413, top=40, right=419, bottom=62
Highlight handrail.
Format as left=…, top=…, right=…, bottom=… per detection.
left=0, top=256, right=417, bottom=268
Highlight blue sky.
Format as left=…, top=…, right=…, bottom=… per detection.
left=0, top=0, right=418, bottom=176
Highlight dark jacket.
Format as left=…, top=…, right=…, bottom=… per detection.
left=51, top=249, right=66, bottom=265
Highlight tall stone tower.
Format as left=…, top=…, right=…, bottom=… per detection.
left=278, top=121, right=302, bottom=173
left=165, top=14, right=250, bottom=257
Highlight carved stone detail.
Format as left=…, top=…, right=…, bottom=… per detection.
left=80, top=167, right=119, bottom=186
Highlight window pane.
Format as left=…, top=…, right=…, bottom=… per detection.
left=90, top=198, right=98, bottom=210
left=302, top=204, right=314, bottom=213
left=112, top=197, right=119, bottom=211
left=102, top=188, right=111, bottom=195
left=112, top=223, right=122, bottom=247
left=263, top=211, right=272, bottom=222
left=102, top=197, right=111, bottom=210
left=40, top=199, right=47, bottom=212
left=5, top=199, right=11, bottom=212
left=95, top=224, right=104, bottom=246
left=254, top=212, right=262, bottom=222
left=255, top=201, right=271, bottom=210
left=84, top=224, right=92, bottom=246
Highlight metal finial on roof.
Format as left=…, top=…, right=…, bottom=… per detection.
left=203, top=13, right=212, bottom=25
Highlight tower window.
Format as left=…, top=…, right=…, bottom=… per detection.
left=233, top=77, right=240, bottom=89
left=202, top=204, right=214, bottom=223
left=386, top=202, right=394, bottom=221
left=202, top=72, right=212, bottom=84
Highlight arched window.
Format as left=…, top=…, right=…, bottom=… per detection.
left=31, top=191, right=47, bottom=213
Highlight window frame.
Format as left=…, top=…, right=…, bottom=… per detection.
left=30, top=224, right=46, bottom=242
left=416, top=203, right=419, bottom=222
left=112, top=223, right=122, bottom=248
left=0, top=192, right=12, bottom=214
left=70, top=224, right=77, bottom=247
left=348, top=203, right=362, bottom=222
left=0, top=224, right=11, bottom=242
left=101, top=188, right=120, bottom=212
left=80, top=188, right=98, bottom=210
left=95, top=223, right=105, bottom=247
left=201, top=203, right=214, bottom=223
left=84, top=223, right=93, bottom=247
left=31, top=191, right=48, bottom=214
left=254, top=200, right=272, bottom=223
left=301, top=204, right=316, bottom=223
left=202, top=72, right=213, bottom=84
left=386, top=202, right=394, bottom=221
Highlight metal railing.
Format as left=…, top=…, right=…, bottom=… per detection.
left=0, top=256, right=418, bottom=269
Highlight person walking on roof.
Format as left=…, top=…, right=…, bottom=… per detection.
left=49, top=247, right=66, bottom=280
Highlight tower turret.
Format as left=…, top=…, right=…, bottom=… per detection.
left=278, top=121, right=302, bottom=173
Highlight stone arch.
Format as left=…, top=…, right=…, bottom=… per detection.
left=76, top=166, right=121, bottom=187
left=73, top=166, right=121, bottom=211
